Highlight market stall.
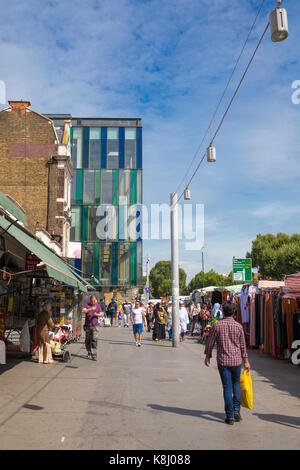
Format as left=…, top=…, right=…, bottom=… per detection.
left=235, top=279, right=299, bottom=363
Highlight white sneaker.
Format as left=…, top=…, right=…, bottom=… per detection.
left=138, top=343, right=141, bottom=347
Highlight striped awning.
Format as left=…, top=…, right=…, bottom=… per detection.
left=284, top=273, right=300, bottom=290
left=283, top=273, right=300, bottom=298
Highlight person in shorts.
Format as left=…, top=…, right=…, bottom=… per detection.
left=130, top=300, right=147, bottom=347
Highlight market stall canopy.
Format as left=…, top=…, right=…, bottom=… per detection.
left=283, top=273, right=300, bottom=297
left=224, top=285, right=243, bottom=294
left=0, top=192, right=27, bottom=226
left=196, top=285, right=243, bottom=295
left=196, top=286, right=219, bottom=294
left=0, top=213, right=88, bottom=292
left=257, top=280, right=284, bottom=289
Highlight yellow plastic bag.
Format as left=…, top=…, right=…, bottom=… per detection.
left=240, top=369, right=253, bottom=409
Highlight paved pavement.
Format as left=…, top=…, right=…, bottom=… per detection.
left=0, top=325, right=299, bottom=450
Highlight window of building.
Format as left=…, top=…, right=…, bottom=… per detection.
left=83, top=170, right=95, bottom=204
left=89, top=128, right=101, bottom=168
left=82, top=206, right=98, bottom=242
left=82, top=243, right=94, bottom=277
left=136, top=240, right=143, bottom=286
left=107, top=128, right=119, bottom=169
left=119, top=170, right=131, bottom=205
left=118, top=243, right=130, bottom=285
left=71, top=171, right=77, bottom=204
left=96, top=205, right=118, bottom=241
left=70, top=207, right=81, bottom=242
left=99, top=243, right=112, bottom=286
left=136, top=170, right=142, bottom=204
left=101, top=170, right=113, bottom=204
left=125, top=128, right=136, bottom=168
left=72, top=127, right=83, bottom=168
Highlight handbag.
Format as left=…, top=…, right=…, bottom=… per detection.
left=240, top=369, right=253, bottom=409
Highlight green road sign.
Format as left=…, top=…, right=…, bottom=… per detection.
left=232, top=258, right=252, bottom=282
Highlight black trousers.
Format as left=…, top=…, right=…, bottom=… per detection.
left=85, top=326, right=99, bottom=356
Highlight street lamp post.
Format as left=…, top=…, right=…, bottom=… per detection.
left=170, top=192, right=180, bottom=347
left=145, top=257, right=150, bottom=305
left=170, top=0, right=288, bottom=348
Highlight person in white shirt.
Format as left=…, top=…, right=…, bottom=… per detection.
left=130, top=300, right=147, bottom=347
left=179, top=301, right=189, bottom=342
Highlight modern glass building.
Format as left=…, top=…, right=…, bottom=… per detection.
left=47, top=115, right=143, bottom=291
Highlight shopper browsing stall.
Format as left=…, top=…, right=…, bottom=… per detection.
left=36, top=302, right=60, bottom=364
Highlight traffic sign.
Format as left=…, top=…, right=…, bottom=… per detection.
left=233, top=258, right=252, bottom=282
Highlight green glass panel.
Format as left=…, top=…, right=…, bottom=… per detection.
left=93, top=243, right=100, bottom=279
left=130, top=170, right=137, bottom=205
left=82, top=243, right=94, bottom=278
left=113, top=170, right=119, bottom=205
left=94, top=170, right=100, bottom=204
left=76, top=169, right=83, bottom=204
left=82, top=205, right=88, bottom=242
left=130, top=242, right=137, bottom=285
left=112, top=242, right=118, bottom=286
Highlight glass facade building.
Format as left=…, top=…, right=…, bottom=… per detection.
left=47, top=116, right=143, bottom=289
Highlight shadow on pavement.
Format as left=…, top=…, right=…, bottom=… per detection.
left=247, top=349, right=300, bottom=401
left=252, top=413, right=300, bottom=430
left=0, top=355, right=33, bottom=375
left=147, top=404, right=224, bottom=423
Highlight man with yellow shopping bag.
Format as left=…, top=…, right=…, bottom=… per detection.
left=204, top=301, right=251, bottom=425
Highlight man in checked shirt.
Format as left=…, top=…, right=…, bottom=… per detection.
left=204, top=300, right=250, bottom=425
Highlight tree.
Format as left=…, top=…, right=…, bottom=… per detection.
left=149, top=261, right=187, bottom=298
left=247, top=232, right=300, bottom=280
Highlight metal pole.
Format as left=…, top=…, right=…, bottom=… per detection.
left=145, top=257, right=150, bottom=305
left=170, top=192, right=180, bottom=347
left=202, top=250, right=205, bottom=288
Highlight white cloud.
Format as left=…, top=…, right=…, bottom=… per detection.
left=0, top=0, right=299, bottom=281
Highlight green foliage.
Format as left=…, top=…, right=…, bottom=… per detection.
left=247, top=232, right=300, bottom=280
left=149, top=261, right=187, bottom=298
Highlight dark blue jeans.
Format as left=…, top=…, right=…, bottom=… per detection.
left=218, top=364, right=242, bottom=420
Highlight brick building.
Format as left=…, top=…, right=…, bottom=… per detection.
left=0, top=101, right=73, bottom=256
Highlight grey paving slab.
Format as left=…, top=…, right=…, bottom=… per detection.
left=0, top=326, right=299, bottom=450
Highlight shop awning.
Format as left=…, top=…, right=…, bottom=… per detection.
left=257, top=280, right=284, bottom=289
left=0, top=213, right=88, bottom=292
left=0, top=192, right=27, bottom=226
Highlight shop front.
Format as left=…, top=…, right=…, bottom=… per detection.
left=0, top=203, right=88, bottom=364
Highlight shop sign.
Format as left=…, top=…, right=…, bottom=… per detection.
left=26, top=254, right=48, bottom=278
left=232, top=258, right=252, bottom=282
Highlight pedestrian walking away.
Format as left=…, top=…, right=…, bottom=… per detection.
left=107, top=297, right=118, bottom=326
left=82, top=295, right=103, bottom=360
left=122, top=299, right=132, bottom=327
left=99, top=298, right=107, bottom=327
left=179, top=301, right=189, bottom=341
left=130, top=300, right=147, bottom=347
left=204, top=300, right=251, bottom=425
left=152, top=301, right=168, bottom=342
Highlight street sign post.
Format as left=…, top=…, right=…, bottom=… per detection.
left=233, top=258, right=252, bottom=282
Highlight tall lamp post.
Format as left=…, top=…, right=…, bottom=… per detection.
left=170, top=0, right=288, bottom=348
left=145, top=256, right=150, bottom=305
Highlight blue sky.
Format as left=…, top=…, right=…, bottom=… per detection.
left=0, top=0, right=299, bottom=282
